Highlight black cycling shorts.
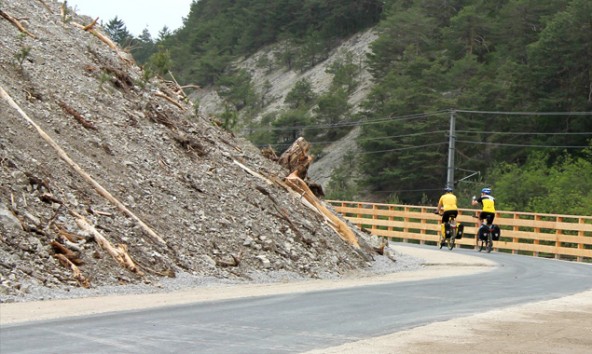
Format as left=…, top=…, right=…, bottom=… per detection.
left=441, top=210, right=458, bottom=224
left=479, top=211, right=495, bottom=225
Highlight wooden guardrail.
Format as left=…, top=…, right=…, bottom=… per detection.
left=327, top=200, right=592, bottom=263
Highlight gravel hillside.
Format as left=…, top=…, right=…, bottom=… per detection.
left=194, top=30, right=378, bottom=189
left=0, top=0, right=412, bottom=303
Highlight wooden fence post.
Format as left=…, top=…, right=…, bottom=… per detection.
left=577, top=217, right=584, bottom=262
left=534, top=214, right=541, bottom=257
left=512, top=213, right=520, bottom=255
left=555, top=216, right=563, bottom=260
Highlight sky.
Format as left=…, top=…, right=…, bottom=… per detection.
left=67, top=0, right=194, bottom=38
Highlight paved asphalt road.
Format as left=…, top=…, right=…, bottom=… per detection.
left=2, top=245, right=592, bottom=354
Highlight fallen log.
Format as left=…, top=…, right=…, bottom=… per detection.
left=72, top=211, right=144, bottom=275
left=58, top=100, right=97, bottom=130
left=234, top=156, right=358, bottom=248
left=216, top=253, right=241, bottom=268
left=0, top=85, right=167, bottom=246
left=82, top=17, right=99, bottom=31
left=71, top=20, right=116, bottom=50
left=233, top=160, right=274, bottom=185
left=71, top=20, right=134, bottom=65
left=0, top=10, right=37, bottom=38
left=155, top=91, right=185, bottom=110
left=53, top=223, right=85, bottom=243
left=50, top=240, right=83, bottom=265
left=54, top=253, right=90, bottom=288
left=166, top=70, right=189, bottom=101
left=35, top=0, right=53, bottom=14
left=285, top=171, right=360, bottom=248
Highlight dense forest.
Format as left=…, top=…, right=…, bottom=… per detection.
left=105, top=0, right=592, bottom=215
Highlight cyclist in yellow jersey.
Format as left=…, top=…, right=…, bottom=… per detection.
left=436, top=187, right=458, bottom=222
left=471, top=187, right=496, bottom=225
left=436, top=187, right=458, bottom=245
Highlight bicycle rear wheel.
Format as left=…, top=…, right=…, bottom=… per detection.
left=478, top=232, right=486, bottom=252
left=447, top=233, right=455, bottom=250
left=486, top=234, right=493, bottom=253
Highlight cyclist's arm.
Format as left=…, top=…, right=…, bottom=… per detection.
left=436, top=197, right=443, bottom=213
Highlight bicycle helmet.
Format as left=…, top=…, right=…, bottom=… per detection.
left=444, top=187, right=453, bottom=192
left=481, top=187, right=492, bottom=195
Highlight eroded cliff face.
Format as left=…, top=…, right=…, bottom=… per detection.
left=0, top=0, right=395, bottom=301
left=193, top=30, right=378, bottom=189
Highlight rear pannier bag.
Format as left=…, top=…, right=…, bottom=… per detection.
left=492, top=225, right=501, bottom=241
left=456, top=223, right=464, bottom=239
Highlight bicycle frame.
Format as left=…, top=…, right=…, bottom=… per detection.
left=472, top=214, right=494, bottom=253
left=439, top=214, right=458, bottom=250
left=478, top=223, right=494, bottom=253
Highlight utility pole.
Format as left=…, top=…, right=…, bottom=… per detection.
left=446, top=110, right=456, bottom=189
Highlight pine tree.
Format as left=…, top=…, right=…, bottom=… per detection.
left=104, top=16, right=132, bottom=47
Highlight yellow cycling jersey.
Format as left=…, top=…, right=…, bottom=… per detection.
left=439, top=193, right=458, bottom=211
left=480, top=195, right=496, bottom=213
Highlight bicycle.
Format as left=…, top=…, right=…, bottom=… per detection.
left=435, top=211, right=460, bottom=250
left=473, top=216, right=494, bottom=253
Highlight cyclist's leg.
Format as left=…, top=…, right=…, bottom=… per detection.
left=438, top=217, right=445, bottom=248
left=440, top=212, right=448, bottom=237
left=439, top=212, right=450, bottom=247
left=482, top=212, right=495, bottom=252
left=448, top=211, right=458, bottom=249
left=441, top=211, right=455, bottom=238
left=486, top=213, right=495, bottom=226
left=446, top=210, right=458, bottom=224
left=477, top=213, right=488, bottom=251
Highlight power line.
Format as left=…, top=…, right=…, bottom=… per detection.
left=359, top=142, right=448, bottom=155
left=257, top=130, right=591, bottom=150
left=249, top=109, right=592, bottom=151
left=245, top=109, right=591, bottom=134
left=257, top=130, right=449, bottom=149
left=456, top=140, right=590, bottom=149
left=455, top=109, right=592, bottom=116
left=243, top=110, right=448, bottom=133
left=369, top=188, right=445, bottom=194
left=456, top=130, right=592, bottom=136
left=358, top=130, right=448, bottom=142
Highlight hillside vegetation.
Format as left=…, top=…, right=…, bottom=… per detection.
left=119, top=0, right=591, bottom=215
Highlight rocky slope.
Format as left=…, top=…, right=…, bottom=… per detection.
left=0, top=0, right=403, bottom=302
left=194, top=30, right=378, bottom=189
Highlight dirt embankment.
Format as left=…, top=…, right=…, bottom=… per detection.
left=0, top=0, right=388, bottom=302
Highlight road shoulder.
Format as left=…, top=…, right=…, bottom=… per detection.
left=0, top=244, right=494, bottom=325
